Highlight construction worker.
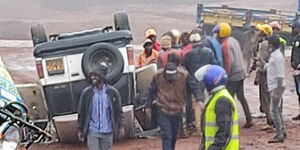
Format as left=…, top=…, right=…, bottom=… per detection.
left=270, top=21, right=287, bottom=55
left=194, top=64, right=239, bottom=150
left=242, top=23, right=259, bottom=75
left=213, top=23, right=253, bottom=128
left=255, top=24, right=273, bottom=128
left=145, top=28, right=161, bottom=51
left=136, top=39, right=159, bottom=68
left=290, top=19, right=300, bottom=120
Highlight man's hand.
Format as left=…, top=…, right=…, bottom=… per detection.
left=197, top=101, right=205, bottom=112
left=77, top=131, right=84, bottom=142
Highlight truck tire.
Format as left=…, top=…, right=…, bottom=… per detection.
left=31, top=24, right=48, bottom=46
left=82, top=43, right=124, bottom=84
left=114, top=12, right=130, bottom=31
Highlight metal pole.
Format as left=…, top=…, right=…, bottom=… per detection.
left=298, top=0, right=300, bottom=13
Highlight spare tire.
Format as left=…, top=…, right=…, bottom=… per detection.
left=114, top=11, right=130, bottom=31
left=82, top=43, right=124, bottom=84
left=31, top=24, right=48, bottom=46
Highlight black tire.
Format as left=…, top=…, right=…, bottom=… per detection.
left=114, top=11, right=130, bottom=31
left=82, top=43, right=124, bottom=84
left=31, top=24, right=48, bottom=46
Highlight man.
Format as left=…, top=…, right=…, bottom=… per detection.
left=77, top=63, right=123, bottom=150
left=259, top=35, right=286, bottom=143
left=242, top=23, right=259, bottom=74
left=255, top=24, right=273, bottom=127
left=290, top=19, right=300, bottom=120
left=194, top=65, right=239, bottom=150
left=213, top=23, right=253, bottom=128
left=136, top=39, right=159, bottom=68
left=270, top=21, right=287, bottom=55
left=145, top=62, right=198, bottom=150
left=157, top=35, right=182, bottom=69
left=145, top=28, right=161, bottom=51
left=181, top=32, right=214, bottom=129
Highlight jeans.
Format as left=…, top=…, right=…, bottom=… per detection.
left=87, top=131, right=113, bottom=150
left=157, top=109, right=181, bottom=150
left=226, top=80, right=252, bottom=123
left=270, top=87, right=285, bottom=137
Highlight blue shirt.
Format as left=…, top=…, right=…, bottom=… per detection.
left=89, top=84, right=113, bottom=133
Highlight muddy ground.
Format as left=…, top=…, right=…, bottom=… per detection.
left=0, top=44, right=299, bottom=150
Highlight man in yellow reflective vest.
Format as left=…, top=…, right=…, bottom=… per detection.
left=194, top=65, right=239, bottom=150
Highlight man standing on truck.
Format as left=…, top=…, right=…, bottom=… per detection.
left=213, top=22, right=253, bottom=128
left=289, top=19, right=300, bottom=120
left=145, top=62, right=202, bottom=150
left=194, top=65, right=239, bottom=150
left=255, top=24, right=274, bottom=128
left=145, top=28, right=161, bottom=51
left=136, top=39, right=159, bottom=68
left=242, top=23, right=259, bottom=75
left=77, top=62, right=123, bottom=150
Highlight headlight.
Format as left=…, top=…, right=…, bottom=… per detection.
left=0, top=122, right=22, bottom=150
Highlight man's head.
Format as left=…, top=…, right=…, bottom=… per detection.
left=267, top=35, right=281, bottom=51
left=167, top=53, right=180, bottom=67
left=257, top=24, right=273, bottom=37
left=161, top=35, right=172, bottom=51
left=249, top=23, right=257, bottom=33
left=290, top=19, right=300, bottom=36
left=145, top=28, right=157, bottom=42
left=164, top=62, right=178, bottom=82
left=212, top=23, right=232, bottom=39
left=194, top=65, right=228, bottom=92
left=143, top=39, right=153, bottom=54
left=189, top=33, right=201, bottom=44
left=89, top=62, right=108, bottom=86
left=270, top=21, right=282, bottom=34
left=180, top=32, right=191, bottom=47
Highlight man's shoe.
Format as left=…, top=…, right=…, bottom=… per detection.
left=243, top=122, right=254, bottom=128
left=268, top=135, right=284, bottom=143
left=292, top=114, right=300, bottom=120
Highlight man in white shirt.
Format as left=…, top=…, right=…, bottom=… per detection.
left=259, top=35, right=286, bottom=143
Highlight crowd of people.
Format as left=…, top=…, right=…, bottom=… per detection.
left=137, top=19, right=300, bottom=150
left=76, top=19, right=300, bottom=150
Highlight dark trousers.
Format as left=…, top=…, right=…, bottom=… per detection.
left=258, top=72, right=273, bottom=125
left=157, top=109, right=181, bottom=150
left=226, top=79, right=252, bottom=123
left=295, top=75, right=300, bottom=111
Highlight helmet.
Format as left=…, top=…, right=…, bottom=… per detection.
left=145, top=28, right=157, bottom=38
left=194, top=65, right=228, bottom=92
left=212, top=23, right=232, bottom=38
left=257, top=24, right=273, bottom=36
left=270, top=21, right=282, bottom=30
left=189, top=33, right=201, bottom=43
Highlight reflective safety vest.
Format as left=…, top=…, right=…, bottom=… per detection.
left=204, top=88, right=239, bottom=150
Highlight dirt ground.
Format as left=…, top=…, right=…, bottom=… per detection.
left=0, top=44, right=299, bottom=150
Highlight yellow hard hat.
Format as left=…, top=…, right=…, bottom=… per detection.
left=213, top=23, right=232, bottom=38
left=257, top=24, right=273, bottom=36
left=145, top=28, right=157, bottom=38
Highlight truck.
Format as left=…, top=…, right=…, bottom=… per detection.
left=196, top=4, right=296, bottom=45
